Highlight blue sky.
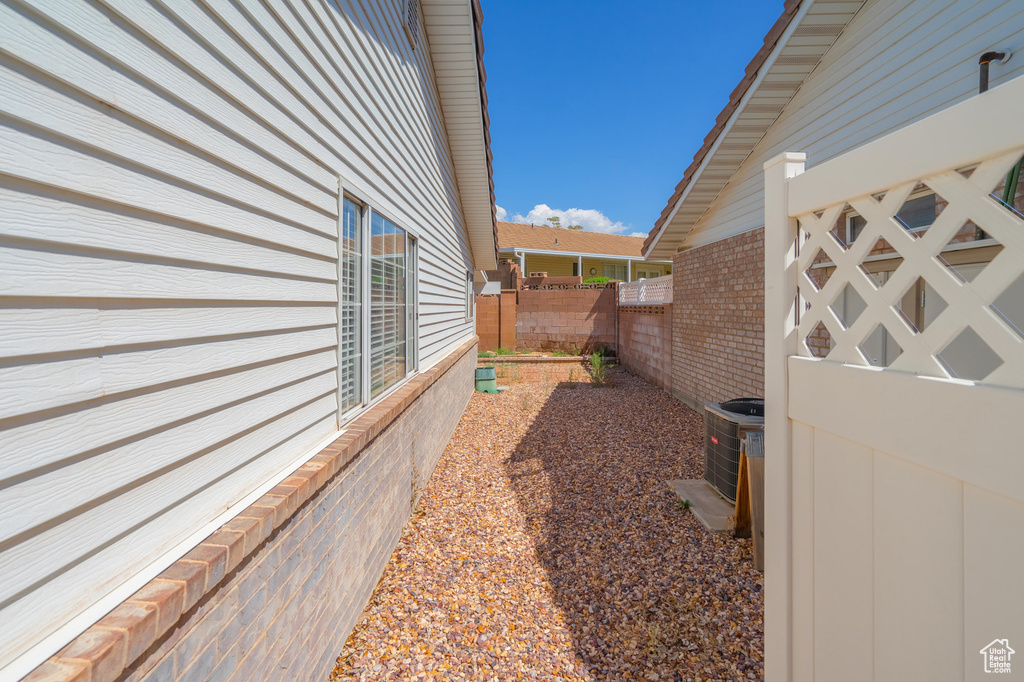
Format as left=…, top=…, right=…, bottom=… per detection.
left=481, top=0, right=782, bottom=236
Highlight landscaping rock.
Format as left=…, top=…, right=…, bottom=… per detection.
left=330, top=367, right=763, bottom=681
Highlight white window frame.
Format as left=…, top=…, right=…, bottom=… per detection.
left=337, top=178, right=419, bottom=427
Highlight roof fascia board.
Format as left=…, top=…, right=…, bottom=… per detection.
left=643, top=0, right=816, bottom=258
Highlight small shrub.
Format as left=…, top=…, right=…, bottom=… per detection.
left=495, top=347, right=513, bottom=356
left=477, top=350, right=495, bottom=358
left=570, top=344, right=581, bottom=357
left=679, top=499, right=692, bottom=511
left=589, top=352, right=609, bottom=386
left=551, top=349, right=569, bottom=357
left=584, top=276, right=612, bottom=284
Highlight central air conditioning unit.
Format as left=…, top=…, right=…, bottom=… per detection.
left=703, top=398, right=764, bottom=502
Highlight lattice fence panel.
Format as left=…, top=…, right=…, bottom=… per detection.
left=795, top=149, right=1024, bottom=388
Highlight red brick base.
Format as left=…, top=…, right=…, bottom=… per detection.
left=27, top=341, right=478, bottom=682
left=672, top=229, right=765, bottom=410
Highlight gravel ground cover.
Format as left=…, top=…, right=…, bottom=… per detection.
left=330, top=365, right=763, bottom=681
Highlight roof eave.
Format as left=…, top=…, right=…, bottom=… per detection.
left=422, top=0, right=498, bottom=270
left=643, top=0, right=864, bottom=259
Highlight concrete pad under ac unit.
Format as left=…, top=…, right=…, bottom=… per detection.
left=668, top=479, right=735, bottom=534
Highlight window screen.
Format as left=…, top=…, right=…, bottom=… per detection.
left=340, top=198, right=362, bottom=414
left=370, top=213, right=407, bottom=398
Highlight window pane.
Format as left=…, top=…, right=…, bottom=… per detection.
left=895, top=194, right=936, bottom=231
left=602, top=263, right=627, bottom=280
left=370, top=214, right=407, bottom=398
left=340, top=198, right=362, bottom=413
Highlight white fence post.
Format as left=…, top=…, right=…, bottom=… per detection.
left=763, top=151, right=805, bottom=682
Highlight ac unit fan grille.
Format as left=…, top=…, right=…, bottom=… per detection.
left=704, top=411, right=742, bottom=502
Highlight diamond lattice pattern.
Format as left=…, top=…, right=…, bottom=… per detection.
left=795, top=149, right=1024, bottom=387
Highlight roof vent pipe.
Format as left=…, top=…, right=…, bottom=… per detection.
left=979, top=49, right=1011, bottom=93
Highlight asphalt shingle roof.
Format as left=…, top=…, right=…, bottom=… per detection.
left=496, top=222, right=648, bottom=258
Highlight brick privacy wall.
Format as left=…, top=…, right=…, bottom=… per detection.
left=118, top=348, right=475, bottom=682
left=499, top=292, right=516, bottom=350
left=474, top=292, right=517, bottom=352
left=618, top=305, right=673, bottom=393
left=672, top=229, right=765, bottom=411
left=476, top=295, right=500, bottom=351
left=516, top=286, right=617, bottom=352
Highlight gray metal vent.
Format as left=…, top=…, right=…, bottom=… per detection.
left=404, top=0, right=419, bottom=48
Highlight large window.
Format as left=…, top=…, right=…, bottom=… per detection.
left=339, top=192, right=417, bottom=416
left=339, top=198, right=363, bottom=413
left=370, top=213, right=409, bottom=398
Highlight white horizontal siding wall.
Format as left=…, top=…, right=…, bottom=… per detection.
left=0, top=0, right=476, bottom=673
left=683, top=0, right=1024, bottom=249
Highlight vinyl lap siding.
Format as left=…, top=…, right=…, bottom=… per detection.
left=0, top=0, right=475, bottom=672
left=683, top=0, right=1024, bottom=249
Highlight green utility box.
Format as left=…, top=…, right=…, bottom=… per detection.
left=475, top=366, right=498, bottom=393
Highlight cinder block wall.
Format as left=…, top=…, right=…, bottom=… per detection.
left=516, top=286, right=617, bottom=352
left=618, top=305, right=673, bottom=392
left=475, top=292, right=517, bottom=353
left=114, top=347, right=475, bottom=682
left=498, top=292, right=516, bottom=350
left=476, top=295, right=500, bottom=351
left=672, top=229, right=765, bottom=410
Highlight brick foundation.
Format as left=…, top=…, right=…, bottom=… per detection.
left=672, top=229, right=765, bottom=411
left=618, top=305, right=673, bottom=393
left=28, top=341, right=477, bottom=682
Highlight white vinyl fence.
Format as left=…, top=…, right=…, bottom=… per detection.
left=618, top=274, right=673, bottom=305
left=764, top=74, right=1024, bottom=682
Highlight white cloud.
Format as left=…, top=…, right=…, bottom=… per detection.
left=494, top=204, right=507, bottom=221
left=508, top=204, right=632, bottom=235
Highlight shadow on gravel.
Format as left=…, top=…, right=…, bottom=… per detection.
left=502, top=369, right=765, bottom=681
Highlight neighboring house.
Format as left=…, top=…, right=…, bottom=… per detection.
left=498, top=221, right=672, bottom=281
left=643, top=0, right=1024, bottom=411
left=0, top=1, right=495, bottom=681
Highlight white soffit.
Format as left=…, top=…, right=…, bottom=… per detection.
left=644, top=0, right=865, bottom=260
left=421, top=0, right=497, bottom=269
